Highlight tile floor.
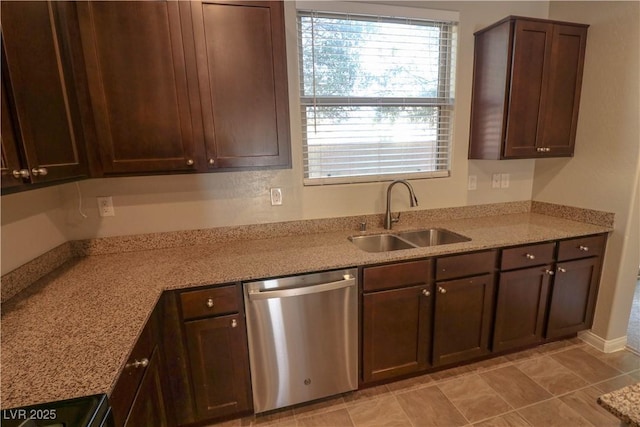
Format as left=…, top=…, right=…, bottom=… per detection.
left=210, top=338, right=640, bottom=427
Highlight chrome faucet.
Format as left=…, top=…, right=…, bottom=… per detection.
left=384, top=180, right=419, bottom=229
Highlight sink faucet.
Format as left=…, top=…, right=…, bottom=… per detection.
left=384, top=180, right=419, bottom=229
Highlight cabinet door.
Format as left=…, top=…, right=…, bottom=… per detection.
left=1, top=62, right=25, bottom=189
left=433, top=274, right=495, bottom=366
left=493, top=266, right=552, bottom=352
left=362, top=284, right=433, bottom=383
left=184, top=314, right=252, bottom=420
left=77, top=1, right=197, bottom=174
left=539, top=24, right=587, bottom=156
left=504, top=20, right=553, bottom=158
left=546, top=257, right=601, bottom=339
left=124, top=347, right=168, bottom=427
left=1, top=1, right=88, bottom=184
left=191, top=0, right=291, bottom=169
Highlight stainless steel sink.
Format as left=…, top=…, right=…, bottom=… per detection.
left=395, top=228, right=471, bottom=247
left=349, top=228, right=470, bottom=252
left=349, top=234, right=416, bottom=252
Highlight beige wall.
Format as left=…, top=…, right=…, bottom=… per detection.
left=536, top=1, right=640, bottom=342
left=1, top=1, right=549, bottom=275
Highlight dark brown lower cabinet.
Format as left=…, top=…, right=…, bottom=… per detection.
left=432, top=274, right=495, bottom=367
left=546, top=257, right=601, bottom=339
left=362, top=284, right=433, bottom=383
left=184, top=313, right=252, bottom=420
left=493, top=266, right=553, bottom=352
left=124, top=347, right=168, bottom=427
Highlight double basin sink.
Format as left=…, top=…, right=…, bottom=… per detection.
left=349, top=228, right=470, bottom=253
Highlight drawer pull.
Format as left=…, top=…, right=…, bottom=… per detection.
left=579, top=245, right=589, bottom=252
left=544, top=269, right=555, bottom=276
left=206, top=298, right=214, bottom=308
left=558, top=267, right=567, bottom=273
left=231, top=319, right=238, bottom=328
left=12, top=169, right=30, bottom=179
left=525, top=253, right=536, bottom=260
left=438, top=287, right=447, bottom=294
left=126, top=358, right=149, bottom=369
left=422, top=289, right=431, bottom=297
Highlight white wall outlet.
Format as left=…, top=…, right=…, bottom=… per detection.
left=97, top=196, right=115, bottom=217
left=468, top=175, right=477, bottom=191
left=491, top=174, right=501, bottom=189
left=270, top=188, right=283, bottom=206
left=501, top=173, right=510, bottom=188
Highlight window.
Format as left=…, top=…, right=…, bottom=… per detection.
left=297, top=2, right=458, bottom=185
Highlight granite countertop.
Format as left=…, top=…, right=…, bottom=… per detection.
left=598, top=382, right=640, bottom=426
left=0, top=209, right=612, bottom=409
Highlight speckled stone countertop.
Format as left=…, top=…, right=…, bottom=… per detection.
left=1, top=209, right=612, bottom=409
left=598, top=382, right=640, bottom=426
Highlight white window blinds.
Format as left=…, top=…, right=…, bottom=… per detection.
left=297, top=3, right=458, bottom=185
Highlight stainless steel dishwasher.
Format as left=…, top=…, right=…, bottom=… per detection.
left=243, top=268, right=358, bottom=413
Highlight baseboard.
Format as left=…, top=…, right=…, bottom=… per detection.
left=578, top=330, right=628, bottom=353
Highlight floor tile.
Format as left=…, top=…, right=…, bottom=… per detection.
left=296, top=408, right=354, bottom=427
left=396, top=385, right=467, bottom=426
left=629, top=369, right=640, bottom=381
left=533, top=339, right=575, bottom=355
left=559, top=386, right=619, bottom=426
left=503, top=348, right=539, bottom=363
left=430, top=365, right=472, bottom=382
left=593, top=374, right=639, bottom=393
left=516, top=398, right=591, bottom=427
left=480, top=366, right=552, bottom=409
left=251, top=409, right=296, bottom=426
left=550, top=347, right=623, bottom=383
left=385, top=372, right=433, bottom=393
left=583, top=347, right=640, bottom=372
left=438, top=374, right=512, bottom=423
left=515, top=356, right=588, bottom=395
left=465, top=356, right=511, bottom=373
left=346, top=395, right=412, bottom=427
left=473, top=412, right=532, bottom=427
left=292, top=396, right=346, bottom=418
left=343, top=385, right=390, bottom=405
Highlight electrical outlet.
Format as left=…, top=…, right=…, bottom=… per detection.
left=501, top=173, right=510, bottom=188
left=97, top=196, right=115, bottom=217
left=468, top=175, right=477, bottom=191
left=270, top=188, right=282, bottom=206
left=491, top=174, right=501, bottom=189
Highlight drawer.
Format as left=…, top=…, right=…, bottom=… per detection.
left=180, top=284, right=240, bottom=320
left=363, top=259, right=432, bottom=292
left=501, top=242, right=556, bottom=270
left=436, top=250, right=496, bottom=281
left=558, top=234, right=606, bottom=261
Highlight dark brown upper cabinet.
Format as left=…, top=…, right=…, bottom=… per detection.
left=1, top=1, right=88, bottom=192
left=468, top=16, right=588, bottom=160
left=190, top=0, right=291, bottom=170
left=76, top=1, right=198, bottom=175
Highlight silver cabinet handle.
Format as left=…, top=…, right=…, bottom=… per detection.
left=537, top=147, right=545, bottom=152
left=12, top=169, right=30, bottom=179
left=31, top=167, right=48, bottom=176
left=206, top=298, right=214, bottom=308
left=545, top=148, right=551, bottom=152
left=248, top=276, right=356, bottom=300
left=558, top=267, right=567, bottom=273
left=231, top=319, right=237, bottom=328
left=126, top=358, right=149, bottom=369
left=544, top=269, right=555, bottom=275
left=579, top=245, right=589, bottom=252
left=186, top=159, right=194, bottom=166
left=438, top=287, right=447, bottom=294
left=208, top=158, right=215, bottom=166
left=525, top=253, right=536, bottom=260
left=422, top=289, right=431, bottom=297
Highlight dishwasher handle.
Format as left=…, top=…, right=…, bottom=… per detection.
left=248, top=275, right=356, bottom=300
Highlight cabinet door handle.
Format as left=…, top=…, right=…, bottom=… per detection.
left=126, top=358, right=149, bottom=369
left=31, top=167, right=48, bottom=176
left=206, top=298, right=214, bottom=308
left=231, top=319, right=238, bottom=328
left=544, top=269, right=555, bottom=276
left=558, top=267, right=567, bottom=273
left=12, top=169, right=30, bottom=179
left=525, top=253, right=536, bottom=260
left=438, top=287, right=447, bottom=294
left=186, top=159, right=194, bottom=166
left=208, top=158, right=215, bottom=166
left=422, top=289, right=431, bottom=297
left=536, top=147, right=545, bottom=152
left=578, top=245, right=589, bottom=252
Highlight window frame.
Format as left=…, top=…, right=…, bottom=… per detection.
left=296, top=1, right=459, bottom=186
